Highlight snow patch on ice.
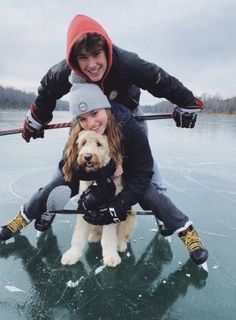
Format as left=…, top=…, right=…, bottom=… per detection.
left=66, top=276, right=84, bottom=288
left=5, top=285, right=25, bottom=292
left=213, top=265, right=220, bottom=270
left=58, top=220, right=71, bottom=224
left=95, top=265, right=106, bottom=275
left=165, top=236, right=172, bottom=243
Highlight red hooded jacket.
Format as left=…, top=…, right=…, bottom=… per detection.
left=66, top=15, right=113, bottom=84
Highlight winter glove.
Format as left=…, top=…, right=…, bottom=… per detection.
left=22, top=104, right=51, bottom=142
left=77, top=178, right=116, bottom=212
left=83, top=197, right=129, bottom=225
left=173, top=97, right=204, bottom=128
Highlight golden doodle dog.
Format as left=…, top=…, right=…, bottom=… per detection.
left=61, top=130, right=136, bottom=267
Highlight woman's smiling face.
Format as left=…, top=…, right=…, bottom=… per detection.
left=78, top=109, right=108, bottom=134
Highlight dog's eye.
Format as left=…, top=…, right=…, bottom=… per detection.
left=96, top=142, right=102, bottom=147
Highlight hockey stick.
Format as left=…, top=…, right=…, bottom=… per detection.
left=49, top=209, right=153, bottom=215
left=0, top=113, right=172, bottom=137
left=0, top=122, right=71, bottom=137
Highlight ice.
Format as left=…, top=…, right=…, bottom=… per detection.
left=5, top=285, right=25, bottom=292
left=66, top=277, right=84, bottom=288
left=94, top=265, right=106, bottom=275
left=0, top=112, right=235, bottom=319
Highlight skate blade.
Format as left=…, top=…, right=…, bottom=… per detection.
left=200, top=261, right=208, bottom=272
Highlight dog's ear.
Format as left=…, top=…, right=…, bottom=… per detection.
left=62, top=124, right=81, bottom=181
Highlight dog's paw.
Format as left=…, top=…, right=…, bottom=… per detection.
left=61, top=247, right=82, bottom=265
left=117, top=240, right=128, bottom=252
left=103, top=251, right=121, bottom=267
left=88, top=232, right=101, bottom=243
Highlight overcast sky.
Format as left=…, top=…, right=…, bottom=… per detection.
left=0, top=0, right=235, bottom=104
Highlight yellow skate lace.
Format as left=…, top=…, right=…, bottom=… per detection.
left=7, top=215, right=28, bottom=233
left=180, top=228, right=203, bottom=252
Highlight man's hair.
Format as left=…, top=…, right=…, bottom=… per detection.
left=70, top=33, right=107, bottom=68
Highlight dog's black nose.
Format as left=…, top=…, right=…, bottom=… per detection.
left=84, top=154, right=92, bottom=161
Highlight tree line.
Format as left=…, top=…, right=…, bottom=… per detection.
left=0, top=85, right=69, bottom=111
left=141, top=93, right=236, bottom=115
left=0, top=85, right=236, bottom=114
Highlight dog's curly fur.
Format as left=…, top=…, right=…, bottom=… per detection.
left=61, top=130, right=136, bottom=267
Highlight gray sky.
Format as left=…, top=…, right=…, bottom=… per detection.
left=0, top=0, right=235, bottom=105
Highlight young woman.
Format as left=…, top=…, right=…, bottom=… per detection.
left=0, top=75, right=208, bottom=266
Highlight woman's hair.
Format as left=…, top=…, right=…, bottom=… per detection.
left=70, top=32, right=107, bottom=70
left=62, top=109, right=122, bottom=182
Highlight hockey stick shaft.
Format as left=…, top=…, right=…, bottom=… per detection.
left=0, top=113, right=172, bottom=136
left=49, top=209, right=153, bottom=215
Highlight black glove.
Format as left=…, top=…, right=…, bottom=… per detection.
left=78, top=178, right=116, bottom=212
left=22, top=104, right=51, bottom=142
left=83, top=197, right=129, bottom=225
left=173, top=97, right=204, bottom=128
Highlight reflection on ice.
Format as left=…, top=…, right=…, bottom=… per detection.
left=0, top=113, right=235, bottom=319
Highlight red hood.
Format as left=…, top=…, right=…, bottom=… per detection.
left=66, top=15, right=113, bottom=83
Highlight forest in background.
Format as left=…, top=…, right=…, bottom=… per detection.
left=141, top=93, right=236, bottom=114
left=0, top=85, right=68, bottom=111
left=0, top=85, right=236, bottom=114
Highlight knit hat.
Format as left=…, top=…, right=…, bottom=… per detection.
left=69, top=71, right=111, bottom=119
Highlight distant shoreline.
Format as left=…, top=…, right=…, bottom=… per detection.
left=1, top=108, right=235, bottom=116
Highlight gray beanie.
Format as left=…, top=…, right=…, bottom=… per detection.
left=69, top=71, right=111, bottom=119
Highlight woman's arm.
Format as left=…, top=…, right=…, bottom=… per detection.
left=117, top=117, right=154, bottom=207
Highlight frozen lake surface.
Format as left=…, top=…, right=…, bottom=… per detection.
left=0, top=111, right=235, bottom=320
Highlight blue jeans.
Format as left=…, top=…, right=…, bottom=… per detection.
left=23, top=168, right=189, bottom=234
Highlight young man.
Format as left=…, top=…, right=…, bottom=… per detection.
left=0, top=15, right=208, bottom=265
left=22, top=14, right=203, bottom=190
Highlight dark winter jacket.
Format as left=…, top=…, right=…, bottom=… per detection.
left=35, top=14, right=196, bottom=122
left=111, top=103, right=153, bottom=207
left=60, top=103, right=153, bottom=208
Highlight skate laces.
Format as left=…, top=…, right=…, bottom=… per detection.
left=7, top=214, right=28, bottom=233
left=179, top=226, right=203, bottom=252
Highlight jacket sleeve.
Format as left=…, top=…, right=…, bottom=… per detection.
left=116, top=46, right=195, bottom=107
left=34, top=60, right=72, bottom=122
left=117, top=118, right=154, bottom=207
